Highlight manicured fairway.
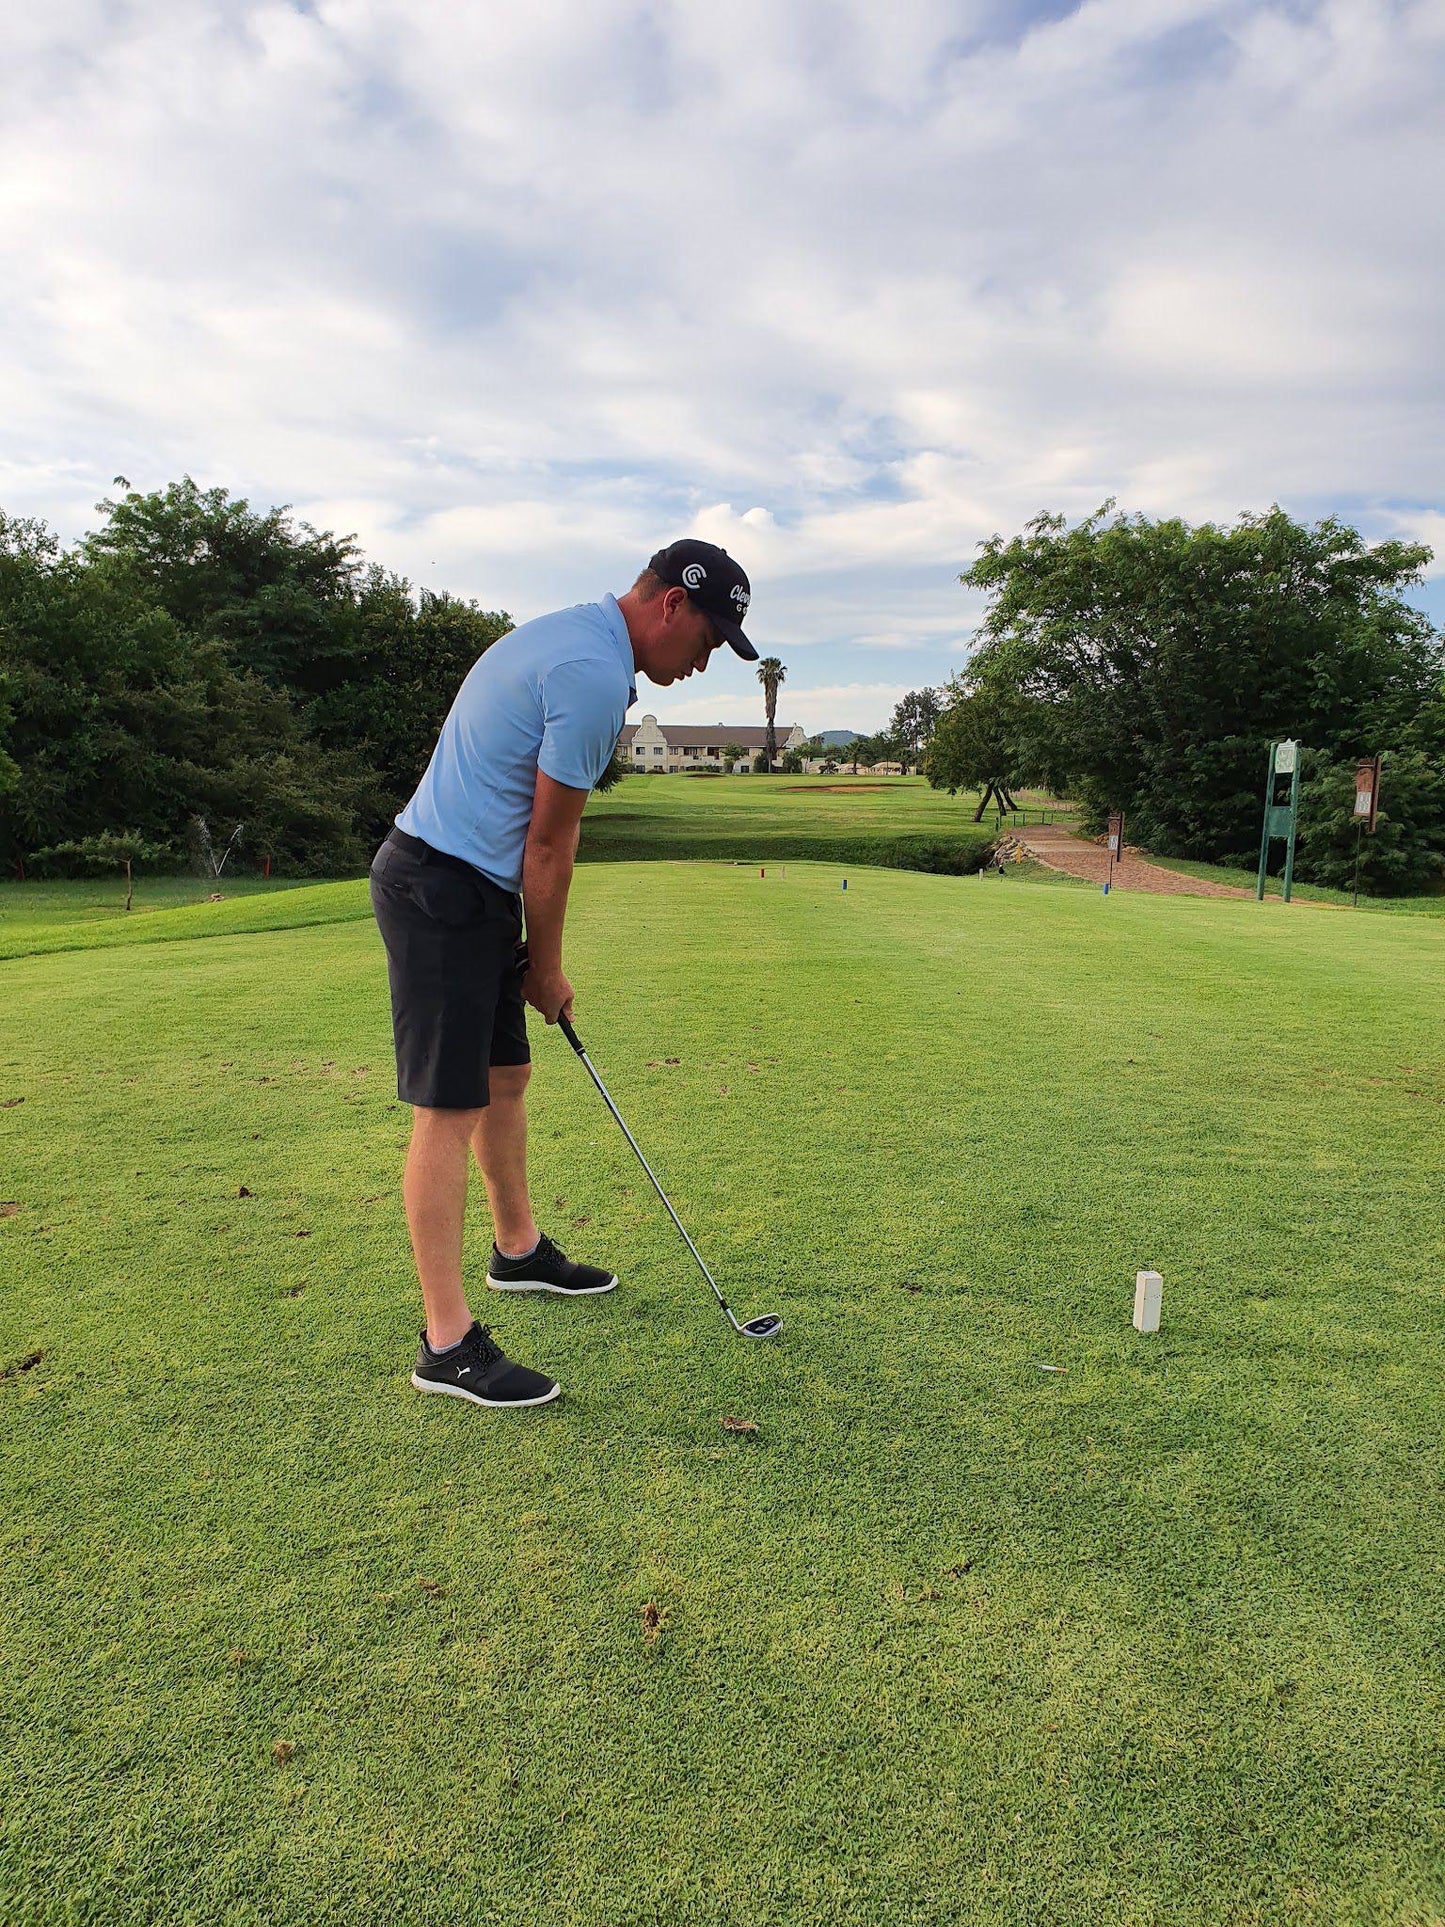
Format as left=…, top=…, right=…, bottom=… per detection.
left=0, top=878, right=376, bottom=963
left=0, top=875, right=320, bottom=932
left=579, top=772, right=1031, bottom=867
left=2, top=865, right=1443, bottom=1926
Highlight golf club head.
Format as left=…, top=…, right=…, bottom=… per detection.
left=737, top=1313, right=782, bottom=1339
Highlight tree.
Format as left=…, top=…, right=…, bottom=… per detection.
left=756, top=657, right=786, bottom=771
left=845, top=732, right=890, bottom=773
left=0, top=666, right=17, bottom=804
left=593, top=739, right=630, bottom=794
left=961, top=504, right=1441, bottom=870
left=0, top=486, right=516, bottom=873
left=780, top=747, right=804, bottom=774
left=1294, top=750, right=1445, bottom=894
left=721, top=741, right=744, bottom=774
left=312, top=573, right=511, bottom=806
left=83, top=477, right=364, bottom=698
left=83, top=481, right=512, bottom=823
left=890, top=688, right=944, bottom=770
left=27, top=830, right=171, bottom=910
left=925, top=673, right=1036, bottom=816
left=0, top=507, right=375, bottom=876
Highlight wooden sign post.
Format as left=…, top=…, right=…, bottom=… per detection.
left=1351, top=755, right=1382, bottom=905
left=1353, top=756, right=1381, bottom=831
left=1105, top=811, right=1125, bottom=893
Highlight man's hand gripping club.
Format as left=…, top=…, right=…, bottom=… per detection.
left=519, top=767, right=588, bottom=1025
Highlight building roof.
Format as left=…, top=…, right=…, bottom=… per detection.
left=620, top=722, right=801, bottom=749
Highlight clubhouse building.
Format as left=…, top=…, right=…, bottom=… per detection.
left=621, top=715, right=809, bottom=772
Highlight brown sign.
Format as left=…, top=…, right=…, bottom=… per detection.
left=1353, top=757, right=1381, bottom=832
left=1106, top=810, right=1125, bottom=858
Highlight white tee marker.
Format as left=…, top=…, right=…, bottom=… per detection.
left=1133, top=1270, right=1163, bottom=1334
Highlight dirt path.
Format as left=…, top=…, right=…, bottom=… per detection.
left=1004, top=823, right=1252, bottom=898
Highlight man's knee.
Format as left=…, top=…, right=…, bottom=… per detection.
left=411, top=1103, right=487, bottom=1143
left=487, top=1062, right=531, bottom=1103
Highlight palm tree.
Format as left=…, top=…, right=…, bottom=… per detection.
left=756, top=657, right=786, bottom=773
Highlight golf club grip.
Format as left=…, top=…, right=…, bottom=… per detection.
left=516, top=939, right=584, bottom=1057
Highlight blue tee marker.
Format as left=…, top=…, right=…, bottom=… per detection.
left=842, top=877, right=848, bottom=891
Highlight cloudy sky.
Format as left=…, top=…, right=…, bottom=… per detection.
left=4, top=0, right=1443, bottom=733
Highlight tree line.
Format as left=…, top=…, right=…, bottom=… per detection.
left=0, top=479, right=512, bottom=876
left=4, top=488, right=1440, bottom=893
left=788, top=692, right=946, bottom=775
left=918, top=505, right=1445, bottom=895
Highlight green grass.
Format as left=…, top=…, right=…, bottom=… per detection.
left=0, top=879, right=376, bottom=962
left=3, top=863, right=1443, bottom=1925
left=1137, top=851, right=1445, bottom=917
left=580, top=773, right=1016, bottom=871
left=0, top=874, right=321, bottom=930
left=0, top=779, right=1033, bottom=960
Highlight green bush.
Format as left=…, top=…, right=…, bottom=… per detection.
left=958, top=505, right=1443, bottom=883
left=579, top=817, right=998, bottom=878
left=877, top=834, right=997, bottom=875
left=1295, top=750, right=1445, bottom=893
left=593, top=744, right=630, bottom=794
left=27, top=831, right=173, bottom=878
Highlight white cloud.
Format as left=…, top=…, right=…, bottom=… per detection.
left=1, top=0, right=1441, bottom=727
left=1378, top=509, right=1445, bottom=580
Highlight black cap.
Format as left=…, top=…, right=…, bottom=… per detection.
left=648, top=539, right=757, bottom=661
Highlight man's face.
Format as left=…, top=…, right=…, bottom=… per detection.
left=655, top=589, right=722, bottom=684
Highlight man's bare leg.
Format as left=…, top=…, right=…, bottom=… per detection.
left=403, top=1105, right=485, bottom=1350
left=471, top=1063, right=539, bottom=1257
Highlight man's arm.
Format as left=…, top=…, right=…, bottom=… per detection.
left=520, top=768, right=589, bottom=1023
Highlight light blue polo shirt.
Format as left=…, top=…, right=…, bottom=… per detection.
left=396, top=594, right=637, bottom=893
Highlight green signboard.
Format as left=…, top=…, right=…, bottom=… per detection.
left=1256, top=740, right=1301, bottom=902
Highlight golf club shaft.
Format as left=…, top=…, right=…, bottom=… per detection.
left=557, top=1013, right=737, bottom=1325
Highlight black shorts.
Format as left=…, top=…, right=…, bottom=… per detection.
left=369, top=830, right=529, bottom=1110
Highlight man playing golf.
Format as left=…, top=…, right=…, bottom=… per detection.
left=370, top=540, right=757, bottom=1410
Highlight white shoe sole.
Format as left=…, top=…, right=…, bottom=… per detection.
left=485, top=1272, right=619, bottom=1295
left=410, top=1373, right=562, bottom=1408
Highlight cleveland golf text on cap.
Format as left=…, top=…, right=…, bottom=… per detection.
left=648, top=540, right=758, bottom=661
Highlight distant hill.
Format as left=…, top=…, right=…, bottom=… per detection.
left=815, top=729, right=861, bottom=748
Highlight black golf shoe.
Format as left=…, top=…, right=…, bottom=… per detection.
left=487, top=1232, right=618, bottom=1297
left=410, top=1322, right=560, bottom=1409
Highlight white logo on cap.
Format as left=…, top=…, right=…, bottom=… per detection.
left=731, top=584, right=750, bottom=615
left=682, top=563, right=707, bottom=588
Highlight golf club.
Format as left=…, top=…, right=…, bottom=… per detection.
left=556, top=1012, right=782, bottom=1340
